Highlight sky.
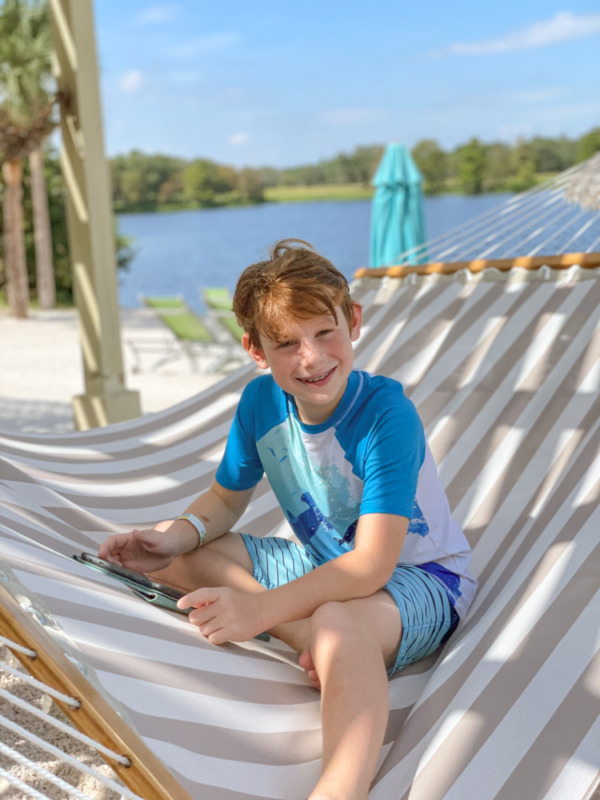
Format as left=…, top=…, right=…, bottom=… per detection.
left=93, top=0, right=600, bottom=169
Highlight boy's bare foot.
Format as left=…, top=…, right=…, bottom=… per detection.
left=299, top=649, right=321, bottom=691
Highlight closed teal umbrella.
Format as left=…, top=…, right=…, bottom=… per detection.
left=369, top=142, right=426, bottom=267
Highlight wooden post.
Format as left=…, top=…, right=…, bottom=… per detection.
left=49, top=0, right=141, bottom=429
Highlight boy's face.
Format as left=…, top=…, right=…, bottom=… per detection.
left=243, top=303, right=362, bottom=426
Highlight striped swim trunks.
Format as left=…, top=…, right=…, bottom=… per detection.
left=240, top=533, right=459, bottom=677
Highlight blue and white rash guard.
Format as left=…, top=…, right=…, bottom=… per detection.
left=216, top=370, right=477, bottom=619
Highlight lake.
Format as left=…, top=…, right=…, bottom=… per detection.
left=116, top=193, right=512, bottom=313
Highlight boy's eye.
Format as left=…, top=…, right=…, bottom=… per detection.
left=276, top=340, right=295, bottom=349
left=317, top=329, right=334, bottom=337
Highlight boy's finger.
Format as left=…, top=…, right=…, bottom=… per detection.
left=177, top=586, right=219, bottom=609
left=97, top=544, right=119, bottom=561
left=98, top=532, right=133, bottom=559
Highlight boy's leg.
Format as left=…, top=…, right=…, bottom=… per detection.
left=149, top=530, right=257, bottom=590
left=149, top=532, right=312, bottom=654
left=155, top=539, right=404, bottom=798
left=307, top=591, right=402, bottom=800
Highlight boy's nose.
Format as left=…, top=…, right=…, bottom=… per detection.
left=299, top=338, right=321, bottom=364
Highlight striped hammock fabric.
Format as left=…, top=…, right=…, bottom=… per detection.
left=0, top=260, right=599, bottom=800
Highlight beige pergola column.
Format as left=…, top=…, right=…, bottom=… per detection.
left=49, top=0, right=141, bottom=430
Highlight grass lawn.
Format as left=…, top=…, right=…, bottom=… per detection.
left=264, top=183, right=374, bottom=203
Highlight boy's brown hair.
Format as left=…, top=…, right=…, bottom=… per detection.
left=233, top=239, right=354, bottom=348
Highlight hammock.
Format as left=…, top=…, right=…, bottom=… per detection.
left=1, top=154, right=600, bottom=796
left=382, top=152, right=600, bottom=267
left=1, top=254, right=598, bottom=799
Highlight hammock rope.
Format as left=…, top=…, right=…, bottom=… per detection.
left=0, top=741, right=106, bottom=800
left=0, top=684, right=131, bottom=766
left=0, top=659, right=81, bottom=709
left=0, top=714, right=142, bottom=799
left=384, top=156, right=600, bottom=266
left=0, top=640, right=148, bottom=800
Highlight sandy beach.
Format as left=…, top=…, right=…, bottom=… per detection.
left=0, top=306, right=239, bottom=436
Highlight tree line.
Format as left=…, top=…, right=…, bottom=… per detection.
left=111, top=129, right=600, bottom=212
left=413, top=131, right=600, bottom=195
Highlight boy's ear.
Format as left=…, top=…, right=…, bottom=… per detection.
left=350, top=302, right=362, bottom=342
left=242, top=333, right=269, bottom=369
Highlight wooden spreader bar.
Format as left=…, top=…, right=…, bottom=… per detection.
left=354, top=251, right=600, bottom=280
left=0, top=583, right=193, bottom=800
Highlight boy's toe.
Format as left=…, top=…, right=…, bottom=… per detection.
left=298, top=649, right=315, bottom=670
left=299, top=650, right=321, bottom=691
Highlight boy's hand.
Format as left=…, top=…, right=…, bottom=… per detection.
left=179, top=587, right=265, bottom=644
left=98, top=528, right=180, bottom=573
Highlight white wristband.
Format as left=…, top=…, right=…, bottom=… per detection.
left=176, top=513, right=206, bottom=552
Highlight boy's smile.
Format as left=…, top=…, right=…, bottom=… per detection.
left=297, top=366, right=336, bottom=385
left=243, top=304, right=362, bottom=425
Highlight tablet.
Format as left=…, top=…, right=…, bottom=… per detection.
left=73, top=552, right=270, bottom=640
left=73, top=552, right=190, bottom=613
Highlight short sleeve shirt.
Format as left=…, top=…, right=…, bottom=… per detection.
left=216, top=370, right=477, bottom=618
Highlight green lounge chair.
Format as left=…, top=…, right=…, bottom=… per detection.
left=202, top=287, right=244, bottom=344
left=128, top=295, right=245, bottom=373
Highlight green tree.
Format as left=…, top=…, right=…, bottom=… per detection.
left=236, top=167, right=264, bottom=203
left=507, top=138, right=537, bottom=192
left=258, top=166, right=281, bottom=188
left=529, top=137, right=566, bottom=173
left=553, top=135, right=577, bottom=168
left=1, top=147, right=133, bottom=305
left=111, top=150, right=186, bottom=210
left=484, top=142, right=512, bottom=190
left=156, top=170, right=184, bottom=206
left=39, top=151, right=133, bottom=300
left=279, top=144, right=382, bottom=188
left=577, top=127, right=600, bottom=162
left=456, top=138, right=487, bottom=194
left=0, top=0, right=56, bottom=317
left=182, top=158, right=235, bottom=206
left=411, top=139, right=447, bottom=194
left=352, top=145, right=383, bottom=185
left=20, top=148, right=70, bottom=301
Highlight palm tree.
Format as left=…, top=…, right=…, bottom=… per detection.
left=0, top=0, right=56, bottom=317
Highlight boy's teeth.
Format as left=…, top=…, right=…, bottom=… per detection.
left=306, top=370, right=330, bottom=382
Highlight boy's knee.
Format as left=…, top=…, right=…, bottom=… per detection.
left=310, top=601, right=358, bottom=646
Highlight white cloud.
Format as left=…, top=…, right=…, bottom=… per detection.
left=228, top=133, right=250, bottom=146
left=166, top=33, right=241, bottom=58
left=135, top=4, right=181, bottom=26
left=431, top=11, right=600, bottom=57
left=119, top=70, right=146, bottom=93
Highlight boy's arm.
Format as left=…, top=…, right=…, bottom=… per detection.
left=98, top=481, right=254, bottom=572
left=180, top=512, right=407, bottom=643
left=259, top=512, right=408, bottom=629
left=166, top=480, right=255, bottom=552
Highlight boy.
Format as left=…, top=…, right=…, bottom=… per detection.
left=99, top=239, right=477, bottom=800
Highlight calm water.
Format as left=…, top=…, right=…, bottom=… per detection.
left=117, top=194, right=511, bottom=313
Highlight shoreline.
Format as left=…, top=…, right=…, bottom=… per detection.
left=113, top=183, right=525, bottom=215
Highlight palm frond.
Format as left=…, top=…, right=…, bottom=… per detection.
left=0, top=0, right=56, bottom=156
